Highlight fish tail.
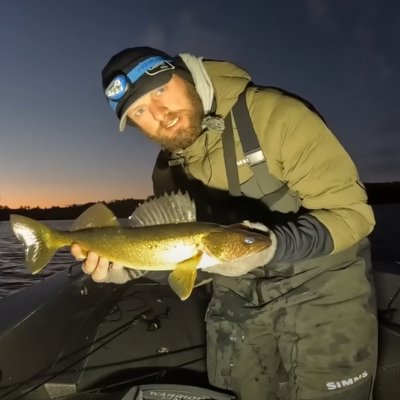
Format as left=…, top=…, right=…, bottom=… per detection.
left=10, top=215, right=60, bottom=274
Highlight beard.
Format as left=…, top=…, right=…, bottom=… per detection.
left=148, top=82, right=204, bottom=152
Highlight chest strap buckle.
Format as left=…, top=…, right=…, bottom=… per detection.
left=245, top=149, right=265, bottom=166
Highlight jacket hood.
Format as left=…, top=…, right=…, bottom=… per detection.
left=205, top=60, right=252, bottom=117
left=176, top=60, right=251, bottom=165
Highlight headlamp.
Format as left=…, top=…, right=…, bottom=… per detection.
left=104, top=56, right=174, bottom=112
left=105, top=75, right=128, bottom=101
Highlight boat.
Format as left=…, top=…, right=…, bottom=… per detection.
left=0, top=265, right=234, bottom=400
left=0, top=263, right=399, bottom=400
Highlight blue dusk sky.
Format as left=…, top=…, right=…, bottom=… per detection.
left=0, top=0, right=399, bottom=208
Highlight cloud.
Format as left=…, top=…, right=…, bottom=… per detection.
left=137, top=8, right=239, bottom=59
left=362, top=117, right=400, bottom=154
left=141, top=24, right=167, bottom=49
left=305, top=1, right=399, bottom=87
left=351, top=6, right=398, bottom=87
left=170, top=10, right=234, bottom=55
left=378, top=117, right=400, bottom=139
left=361, top=123, right=400, bottom=181
left=348, top=113, right=400, bottom=182
left=305, top=0, right=337, bottom=31
left=363, top=154, right=400, bottom=182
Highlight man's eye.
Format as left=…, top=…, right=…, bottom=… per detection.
left=155, top=86, right=165, bottom=96
left=134, top=107, right=145, bottom=117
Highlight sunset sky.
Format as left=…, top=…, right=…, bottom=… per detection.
left=1, top=1, right=399, bottom=208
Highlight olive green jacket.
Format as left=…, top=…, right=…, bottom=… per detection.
left=167, top=60, right=374, bottom=254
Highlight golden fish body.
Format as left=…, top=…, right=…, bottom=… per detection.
left=32, top=221, right=269, bottom=271
left=10, top=192, right=272, bottom=300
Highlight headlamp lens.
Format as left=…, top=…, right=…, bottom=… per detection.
left=105, top=75, right=128, bottom=101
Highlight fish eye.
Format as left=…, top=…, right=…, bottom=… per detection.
left=244, top=236, right=256, bottom=244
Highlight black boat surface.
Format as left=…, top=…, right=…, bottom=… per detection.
left=0, top=265, right=400, bottom=400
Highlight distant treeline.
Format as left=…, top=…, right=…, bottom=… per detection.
left=0, top=198, right=142, bottom=221
left=0, top=182, right=399, bottom=221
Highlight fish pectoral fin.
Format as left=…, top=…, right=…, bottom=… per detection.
left=168, top=253, right=201, bottom=301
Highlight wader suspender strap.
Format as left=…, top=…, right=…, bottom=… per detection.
left=222, top=89, right=290, bottom=207
left=221, top=114, right=241, bottom=196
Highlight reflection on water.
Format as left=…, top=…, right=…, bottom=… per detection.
left=0, top=220, right=77, bottom=300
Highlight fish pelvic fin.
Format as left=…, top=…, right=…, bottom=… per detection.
left=9, top=215, right=58, bottom=274
left=71, top=203, right=119, bottom=231
left=168, top=252, right=201, bottom=301
left=129, top=191, right=196, bottom=227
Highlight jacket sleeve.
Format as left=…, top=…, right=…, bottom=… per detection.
left=271, top=100, right=375, bottom=257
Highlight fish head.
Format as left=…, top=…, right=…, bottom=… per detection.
left=202, top=226, right=272, bottom=262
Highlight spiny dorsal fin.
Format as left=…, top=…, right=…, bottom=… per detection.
left=129, top=191, right=196, bottom=227
left=71, top=203, right=120, bottom=231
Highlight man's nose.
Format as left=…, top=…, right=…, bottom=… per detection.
left=149, top=103, right=168, bottom=121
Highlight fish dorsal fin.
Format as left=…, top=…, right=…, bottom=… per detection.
left=71, top=203, right=120, bottom=231
left=168, top=252, right=201, bottom=300
left=129, top=191, right=196, bottom=227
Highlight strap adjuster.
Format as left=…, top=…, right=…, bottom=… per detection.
left=168, top=157, right=185, bottom=166
left=245, top=149, right=265, bottom=166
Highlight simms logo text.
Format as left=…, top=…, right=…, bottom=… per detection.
left=326, top=371, right=368, bottom=390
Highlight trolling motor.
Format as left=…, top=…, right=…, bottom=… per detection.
left=122, top=384, right=236, bottom=400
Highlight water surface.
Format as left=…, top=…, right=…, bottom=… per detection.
left=0, top=220, right=76, bottom=299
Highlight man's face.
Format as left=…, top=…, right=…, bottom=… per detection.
left=125, top=74, right=204, bottom=151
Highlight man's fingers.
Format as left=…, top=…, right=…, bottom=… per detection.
left=82, top=251, right=100, bottom=274
left=73, top=246, right=127, bottom=284
left=92, top=256, right=110, bottom=282
left=109, top=262, right=123, bottom=271
left=71, top=243, right=86, bottom=260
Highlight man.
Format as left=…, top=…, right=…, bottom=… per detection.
left=72, top=47, right=377, bottom=400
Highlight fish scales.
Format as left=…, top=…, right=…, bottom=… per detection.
left=10, top=192, right=272, bottom=300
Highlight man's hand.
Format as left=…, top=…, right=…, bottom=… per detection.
left=71, top=243, right=144, bottom=284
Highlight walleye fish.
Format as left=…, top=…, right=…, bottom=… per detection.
left=10, top=192, right=271, bottom=300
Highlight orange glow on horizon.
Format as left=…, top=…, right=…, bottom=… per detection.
left=1, top=184, right=152, bottom=209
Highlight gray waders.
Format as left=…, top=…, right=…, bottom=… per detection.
left=151, top=88, right=378, bottom=400
left=205, top=89, right=378, bottom=400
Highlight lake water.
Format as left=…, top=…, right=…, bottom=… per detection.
left=0, top=205, right=399, bottom=300
left=0, top=220, right=77, bottom=299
